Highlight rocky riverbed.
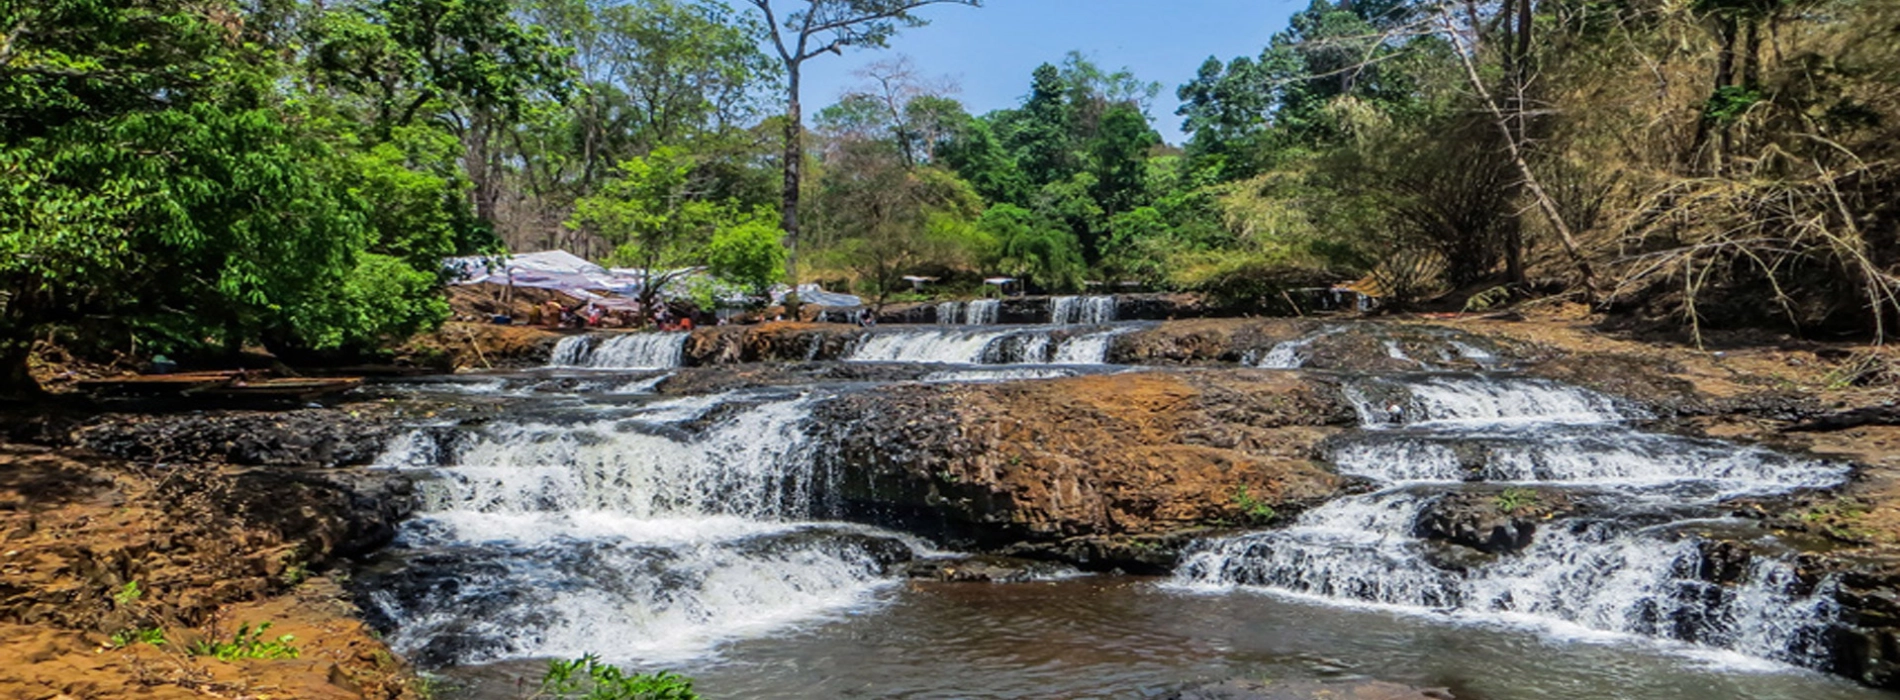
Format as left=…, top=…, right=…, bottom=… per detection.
left=5, top=311, right=1900, bottom=697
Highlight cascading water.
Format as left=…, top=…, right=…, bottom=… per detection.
left=364, top=392, right=922, bottom=667
left=1050, top=296, right=1117, bottom=325
left=847, top=326, right=1123, bottom=365
left=935, top=299, right=1001, bottom=325
left=936, top=301, right=962, bottom=325
left=549, top=333, right=689, bottom=370
left=1174, top=371, right=1851, bottom=670
left=967, top=299, right=1001, bottom=325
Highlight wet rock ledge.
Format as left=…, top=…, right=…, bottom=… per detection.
left=814, top=369, right=1359, bottom=572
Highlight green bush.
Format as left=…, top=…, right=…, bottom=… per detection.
left=1233, top=485, right=1278, bottom=525
left=537, top=655, right=699, bottom=700
left=190, top=622, right=300, bottom=661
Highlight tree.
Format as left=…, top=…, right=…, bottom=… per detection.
left=309, top=0, right=572, bottom=233
left=568, top=147, right=721, bottom=316
left=706, top=212, right=788, bottom=296
left=982, top=205, right=1086, bottom=293
left=745, top=0, right=982, bottom=281
left=811, top=125, right=982, bottom=307
left=0, top=0, right=416, bottom=393
left=936, top=114, right=1029, bottom=206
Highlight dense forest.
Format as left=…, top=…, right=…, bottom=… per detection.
left=2, top=0, right=1897, bottom=393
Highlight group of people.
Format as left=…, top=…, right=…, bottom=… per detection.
left=530, top=299, right=702, bottom=331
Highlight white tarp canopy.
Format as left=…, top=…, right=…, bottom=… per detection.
left=447, top=250, right=644, bottom=294
left=771, top=283, right=862, bottom=308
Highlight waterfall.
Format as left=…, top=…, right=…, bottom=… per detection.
left=936, top=299, right=1002, bottom=325
left=967, top=299, right=1001, bottom=325
left=1050, top=296, right=1117, bottom=325
left=367, top=392, right=919, bottom=667
left=1174, top=370, right=1850, bottom=670
left=1342, top=374, right=1631, bottom=427
left=936, top=301, right=962, bottom=325
left=848, top=327, right=1120, bottom=365
left=549, top=333, right=689, bottom=370
left=1258, top=327, right=1341, bottom=369
left=1053, top=328, right=1130, bottom=364
left=1329, top=428, right=1845, bottom=501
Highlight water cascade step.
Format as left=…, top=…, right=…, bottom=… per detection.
left=549, top=333, right=689, bottom=370
left=936, top=299, right=1001, bottom=325
left=1175, top=371, right=1851, bottom=670
left=847, top=326, right=1126, bottom=365
left=366, top=392, right=921, bottom=667
left=1050, top=296, right=1117, bottom=325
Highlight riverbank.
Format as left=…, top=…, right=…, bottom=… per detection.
left=0, top=445, right=419, bottom=699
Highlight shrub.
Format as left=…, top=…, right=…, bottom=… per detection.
left=537, top=655, right=699, bottom=700
left=190, top=622, right=299, bottom=661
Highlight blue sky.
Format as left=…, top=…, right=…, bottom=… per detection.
left=797, top=0, right=1308, bottom=145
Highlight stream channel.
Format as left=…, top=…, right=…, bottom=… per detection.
left=353, top=318, right=1900, bottom=699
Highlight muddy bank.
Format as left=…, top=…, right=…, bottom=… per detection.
left=814, top=370, right=1357, bottom=572
left=0, top=445, right=419, bottom=698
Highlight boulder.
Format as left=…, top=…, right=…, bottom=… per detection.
left=1413, top=487, right=1581, bottom=554
left=813, top=370, right=1357, bottom=571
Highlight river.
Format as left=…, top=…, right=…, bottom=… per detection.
left=353, top=318, right=1900, bottom=699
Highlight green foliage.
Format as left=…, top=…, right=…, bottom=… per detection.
left=308, top=0, right=573, bottom=136
left=706, top=212, right=788, bottom=295
left=190, top=622, right=300, bottom=662
left=109, top=628, right=169, bottom=649
left=1233, top=485, right=1278, bottom=525
left=111, top=582, right=143, bottom=608
left=981, top=205, right=1086, bottom=292
left=539, top=654, right=699, bottom=700
left=1495, top=488, right=1539, bottom=513
left=1703, top=85, right=1764, bottom=125
left=1103, top=207, right=1182, bottom=286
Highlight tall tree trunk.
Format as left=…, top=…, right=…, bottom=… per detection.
left=780, top=66, right=804, bottom=284
left=1441, top=6, right=1599, bottom=301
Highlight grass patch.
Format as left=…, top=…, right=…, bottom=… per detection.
left=190, top=622, right=299, bottom=661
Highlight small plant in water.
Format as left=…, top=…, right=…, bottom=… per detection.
left=1233, top=485, right=1278, bottom=525
left=536, top=655, right=699, bottom=700
left=190, top=622, right=300, bottom=661
left=1495, top=488, right=1539, bottom=513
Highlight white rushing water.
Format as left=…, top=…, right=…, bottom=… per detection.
left=848, top=327, right=1122, bottom=365
left=1258, top=327, right=1341, bottom=369
left=935, top=299, right=1002, bottom=325
left=1343, top=374, right=1632, bottom=427
left=1050, top=296, right=1117, bottom=325
left=550, top=333, right=689, bottom=370
left=369, top=393, right=917, bottom=666
left=1175, top=371, right=1850, bottom=669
